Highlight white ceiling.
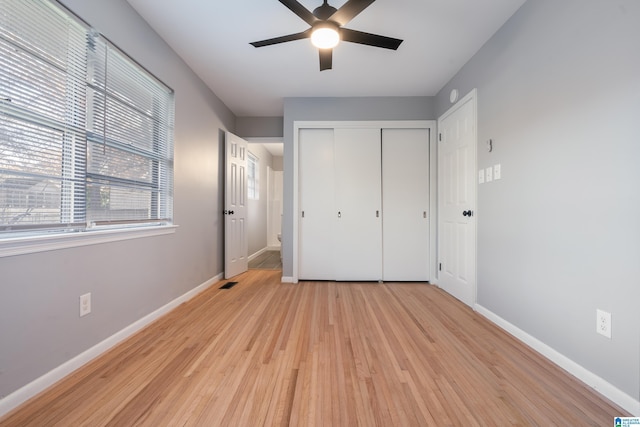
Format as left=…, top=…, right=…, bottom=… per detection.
left=126, top=0, right=526, bottom=117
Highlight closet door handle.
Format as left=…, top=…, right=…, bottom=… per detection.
left=376, top=210, right=379, bottom=218
left=338, top=211, right=341, bottom=218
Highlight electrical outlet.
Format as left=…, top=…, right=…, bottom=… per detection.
left=80, top=293, right=91, bottom=317
left=596, top=309, right=611, bottom=338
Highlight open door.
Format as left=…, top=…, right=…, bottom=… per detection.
left=224, top=131, right=248, bottom=279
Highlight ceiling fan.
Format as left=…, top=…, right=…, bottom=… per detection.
left=250, top=0, right=403, bottom=71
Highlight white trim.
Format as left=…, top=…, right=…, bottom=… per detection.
left=248, top=247, right=268, bottom=262
left=292, top=120, right=436, bottom=284
left=475, top=304, right=640, bottom=416
left=281, top=276, right=295, bottom=283
left=0, top=272, right=223, bottom=418
left=0, top=225, right=178, bottom=258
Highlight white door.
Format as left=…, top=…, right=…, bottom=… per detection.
left=382, top=128, right=430, bottom=281
left=224, top=131, right=248, bottom=279
left=437, top=93, right=477, bottom=306
left=334, top=128, right=382, bottom=281
left=298, top=128, right=335, bottom=280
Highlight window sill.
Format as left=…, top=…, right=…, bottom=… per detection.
left=0, top=225, right=178, bottom=258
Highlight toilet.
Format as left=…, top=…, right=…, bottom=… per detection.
left=277, top=233, right=282, bottom=259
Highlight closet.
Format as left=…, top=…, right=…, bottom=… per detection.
left=298, top=126, right=430, bottom=281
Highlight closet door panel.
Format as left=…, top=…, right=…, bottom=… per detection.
left=334, top=128, right=382, bottom=280
left=382, top=128, right=430, bottom=281
left=299, top=128, right=335, bottom=280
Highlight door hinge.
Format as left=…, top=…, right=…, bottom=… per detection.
left=439, top=133, right=442, bottom=142
left=439, top=263, right=442, bottom=271
left=302, top=211, right=305, bottom=218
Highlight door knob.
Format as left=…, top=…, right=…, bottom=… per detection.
left=224, top=210, right=235, bottom=215
left=462, top=210, right=474, bottom=217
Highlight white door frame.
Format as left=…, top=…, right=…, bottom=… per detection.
left=292, top=120, right=436, bottom=283
left=435, top=89, right=478, bottom=306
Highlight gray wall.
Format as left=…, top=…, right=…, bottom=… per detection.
left=247, top=143, right=274, bottom=256
left=436, top=0, right=639, bottom=401
left=236, top=117, right=284, bottom=138
left=0, top=0, right=235, bottom=399
left=281, top=96, right=436, bottom=277
left=272, top=156, right=283, bottom=172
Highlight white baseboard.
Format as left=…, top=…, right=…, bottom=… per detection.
left=249, top=246, right=281, bottom=262
left=0, top=273, right=224, bottom=419
left=248, top=247, right=268, bottom=262
left=475, top=304, right=640, bottom=416
left=281, top=276, right=295, bottom=283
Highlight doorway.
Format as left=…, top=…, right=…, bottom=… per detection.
left=246, top=138, right=283, bottom=271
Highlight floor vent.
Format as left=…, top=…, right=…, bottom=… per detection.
left=219, top=281, right=238, bottom=290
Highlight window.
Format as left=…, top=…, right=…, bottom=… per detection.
left=247, top=152, right=259, bottom=200
left=0, top=1, right=174, bottom=240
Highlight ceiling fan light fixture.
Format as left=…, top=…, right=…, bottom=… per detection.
left=311, top=23, right=340, bottom=49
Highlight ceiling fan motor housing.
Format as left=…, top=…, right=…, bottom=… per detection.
left=313, top=2, right=338, bottom=20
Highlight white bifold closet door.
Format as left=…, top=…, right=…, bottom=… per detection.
left=382, top=128, right=430, bottom=281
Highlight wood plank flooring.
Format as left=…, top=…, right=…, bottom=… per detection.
left=0, top=270, right=629, bottom=426
left=248, top=250, right=282, bottom=270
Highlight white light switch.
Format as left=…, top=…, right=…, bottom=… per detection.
left=478, top=169, right=485, bottom=184
left=485, top=166, right=493, bottom=182
left=494, top=164, right=501, bottom=180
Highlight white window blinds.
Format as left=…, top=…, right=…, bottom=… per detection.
left=247, top=152, right=258, bottom=200
left=0, top=0, right=174, bottom=236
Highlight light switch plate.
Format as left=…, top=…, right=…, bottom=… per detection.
left=478, top=169, right=485, bottom=184
left=485, top=166, right=493, bottom=182
left=494, top=164, right=501, bottom=180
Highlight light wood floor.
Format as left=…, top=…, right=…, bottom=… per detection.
left=249, top=250, right=282, bottom=270
left=1, top=270, right=628, bottom=426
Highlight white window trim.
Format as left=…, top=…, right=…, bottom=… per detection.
left=0, top=225, right=177, bottom=258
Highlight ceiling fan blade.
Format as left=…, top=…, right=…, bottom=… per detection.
left=340, top=28, right=403, bottom=50
left=329, top=0, right=376, bottom=26
left=250, top=29, right=311, bottom=48
left=278, top=0, right=318, bottom=26
left=319, top=48, right=333, bottom=71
